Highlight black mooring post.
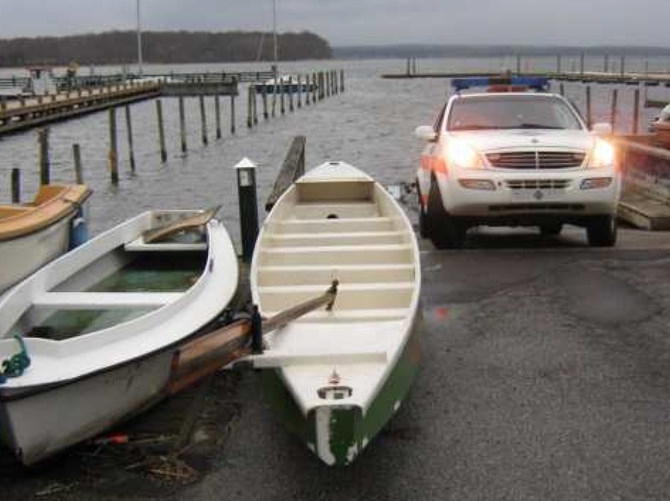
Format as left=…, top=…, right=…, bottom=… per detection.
left=251, top=305, right=263, bottom=354
left=235, top=158, right=259, bottom=262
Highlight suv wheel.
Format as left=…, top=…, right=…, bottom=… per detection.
left=539, top=222, right=563, bottom=236
left=416, top=178, right=430, bottom=239
left=427, top=177, right=466, bottom=249
left=586, top=215, right=617, bottom=247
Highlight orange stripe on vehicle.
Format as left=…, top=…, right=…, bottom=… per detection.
left=420, top=154, right=433, bottom=171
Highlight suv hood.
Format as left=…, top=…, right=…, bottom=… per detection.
left=449, top=130, right=596, bottom=152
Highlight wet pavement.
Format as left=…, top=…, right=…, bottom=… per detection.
left=3, top=225, right=670, bottom=500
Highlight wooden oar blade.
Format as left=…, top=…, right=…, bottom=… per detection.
left=143, top=206, right=220, bottom=243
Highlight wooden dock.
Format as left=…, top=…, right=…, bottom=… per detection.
left=0, top=81, right=161, bottom=135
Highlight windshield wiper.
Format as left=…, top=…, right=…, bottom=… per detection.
left=450, top=124, right=500, bottom=131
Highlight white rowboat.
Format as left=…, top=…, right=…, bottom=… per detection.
left=0, top=210, right=238, bottom=465
left=250, top=161, right=421, bottom=465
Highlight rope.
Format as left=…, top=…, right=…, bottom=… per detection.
left=0, top=335, right=31, bottom=384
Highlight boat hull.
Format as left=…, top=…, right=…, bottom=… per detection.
left=261, top=315, right=421, bottom=466
left=0, top=350, right=173, bottom=465
left=0, top=211, right=72, bottom=293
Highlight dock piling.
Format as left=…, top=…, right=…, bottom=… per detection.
left=610, top=89, right=618, bottom=131
left=289, top=77, right=294, bottom=112
left=156, top=99, right=167, bottom=162
left=38, top=128, right=50, bottom=185
left=72, top=144, right=83, bottom=184
left=125, top=105, right=136, bottom=172
left=580, top=52, right=585, bottom=76
left=559, top=83, right=565, bottom=96
left=253, top=87, right=258, bottom=125
left=280, top=80, right=285, bottom=115
left=215, top=95, right=222, bottom=139
left=179, top=97, right=188, bottom=153
left=297, top=75, right=302, bottom=108
left=231, top=92, right=236, bottom=134
left=585, top=85, right=592, bottom=129
left=10, top=168, right=20, bottom=203
left=632, top=88, right=640, bottom=134
left=262, top=84, right=269, bottom=119
left=340, top=69, right=345, bottom=93
left=108, top=109, right=119, bottom=184
left=199, top=95, right=208, bottom=145
left=247, top=85, right=253, bottom=128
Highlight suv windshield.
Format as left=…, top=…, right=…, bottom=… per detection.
left=447, top=95, right=583, bottom=131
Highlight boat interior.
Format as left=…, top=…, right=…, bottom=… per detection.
left=256, top=179, right=417, bottom=323
left=8, top=230, right=208, bottom=341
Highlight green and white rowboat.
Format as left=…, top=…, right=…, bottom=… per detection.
left=250, top=161, right=421, bottom=465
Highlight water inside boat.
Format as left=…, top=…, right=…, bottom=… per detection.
left=11, top=247, right=207, bottom=341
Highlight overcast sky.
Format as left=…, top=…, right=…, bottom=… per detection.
left=0, top=0, right=668, bottom=47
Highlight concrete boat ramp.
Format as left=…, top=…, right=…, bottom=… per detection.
left=2, top=219, right=670, bottom=500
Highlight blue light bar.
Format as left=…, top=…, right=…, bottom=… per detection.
left=451, top=77, right=549, bottom=91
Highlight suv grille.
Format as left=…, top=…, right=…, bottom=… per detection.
left=505, top=179, right=571, bottom=190
left=486, top=151, right=585, bottom=169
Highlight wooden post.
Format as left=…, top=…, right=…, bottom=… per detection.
left=179, top=96, right=188, bottom=153
left=620, top=56, right=625, bottom=78
left=10, top=168, right=20, bottom=203
left=326, top=71, right=330, bottom=97
left=297, top=75, right=302, bottom=108
left=125, top=104, right=136, bottom=173
left=231, top=91, right=236, bottom=134
left=580, top=52, right=585, bottom=76
left=108, top=108, right=119, bottom=184
left=38, top=128, right=50, bottom=185
left=306, top=75, right=311, bottom=105
left=262, top=84, right=269, bottom=119
left=215, top=95, right=222, bottom=139
left=610, top=88, right=618, bottom=131
left=272, top=78, right=277, bottom=118
left=406, top=58, right=411, bottom=76
left=253, top=87, right=258, bottom=125
left=585, top=85, right=592, bottom=129
left=247, top=85, right=253, bottom=128
left=73, top=144, right=83, bottom=184
left=340, top=69, right=345, bottom=93
left=199, top=95, right=208, bottom=145
left=280, top=80, right=286, bottom=115
left=289, top=77, right=294, bottom=112
left=155, top=99, right=167, bottom=162
left=556, top=54, right=561, bottom=74
left=559, top=82, right=565, bottom=96
left=632, top=88, right=640, bottom=134
left=604, top=54, right=609, bottom=73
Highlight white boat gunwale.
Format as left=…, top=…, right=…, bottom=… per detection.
left=0, top=210, right=239, bottom=390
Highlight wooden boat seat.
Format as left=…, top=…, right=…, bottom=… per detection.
left=261, top=308, right=409, bottom=323
left=292, top=202, right=378, bottom=219
left=265, top=230, right=405, bottom=247
left=257, top=282, right=414, bottom=311
left=275, top=217, right=394, bottom=234
left=257, top=263, right=414, bottom=286
left=259, top=243, right=413, bottom=266
left=33, top=292, right=182, bottom=310
left=124, top=236, right=207, bottom=252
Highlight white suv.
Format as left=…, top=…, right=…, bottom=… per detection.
left=415, top=78, right=621, bottom=248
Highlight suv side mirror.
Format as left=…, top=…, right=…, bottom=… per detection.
left=415, top=125, right=437, bottom=142
left=592, top=123, right=613, bottom=136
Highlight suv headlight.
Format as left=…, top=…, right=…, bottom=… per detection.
left=447, top=139, right=482, bottom=169
left=587, top=139, right=615, bottom=168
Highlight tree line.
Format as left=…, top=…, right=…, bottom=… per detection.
left=0, top=30, right=332, bottom=67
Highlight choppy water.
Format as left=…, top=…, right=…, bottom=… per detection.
left=0, top=57, right=668, bottom=248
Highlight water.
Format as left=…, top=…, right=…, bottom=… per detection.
left=0, top=58, right=667, bottom=249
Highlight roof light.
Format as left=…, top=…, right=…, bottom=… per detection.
left=451, top=77, right=549, bottom=92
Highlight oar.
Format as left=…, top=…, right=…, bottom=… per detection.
left=261, top=279, right=339, bottom=335
left=168, top=280, right=339, bottom=394
left=143, top=206, right=220, bottom=243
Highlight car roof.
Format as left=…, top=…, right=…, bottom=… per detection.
left=452, top=92, right=560, bottom=100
